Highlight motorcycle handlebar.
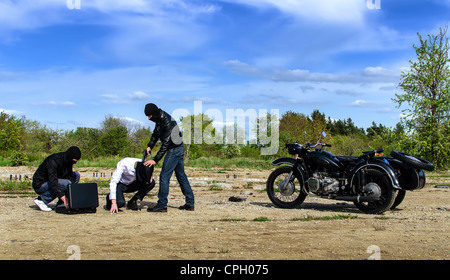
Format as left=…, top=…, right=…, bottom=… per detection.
left=285, top=142, right=332, bottom=151
left=303, top=142, right=332, bottom=149
left=312, top=143, right=332, bottom=148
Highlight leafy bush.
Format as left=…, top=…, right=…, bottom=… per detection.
left=8, top=151, right=28, bottom=166
left=223, top=144, right=241, bottom=158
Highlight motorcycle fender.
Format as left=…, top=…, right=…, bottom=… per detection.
left=271, top=157, right=307, bottom=184
left=350, top=162, right=401, bottom=190
left=271, top=157, right=297, bottom=166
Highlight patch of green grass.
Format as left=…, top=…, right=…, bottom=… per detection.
left=185, top=157, right=273, bottom=170
left=293, top=214, right=357, bottom=222
left=253, top=216, right=269, bottom=222
left=220, top=218, right=245, bottom=222
left=0, top=179, right=35, bottom=196
left=0, top=180, right=31, bottom=192
left=208, top=185, right=223, bottom=191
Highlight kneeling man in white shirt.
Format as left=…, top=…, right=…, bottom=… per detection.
left=107, top=157, right=155, bottom=213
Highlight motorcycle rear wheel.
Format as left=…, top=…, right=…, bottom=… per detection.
left=353, top=167, right=397, bottom=214
left=266, top=166, right=307, bottom=208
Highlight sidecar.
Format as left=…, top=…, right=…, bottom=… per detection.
left=379, top=150, right=434, bottom=191
left=383, top=157, right=426, bottom=191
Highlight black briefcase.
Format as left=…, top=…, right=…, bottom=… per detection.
left=57, top=183, right=99, bottom=214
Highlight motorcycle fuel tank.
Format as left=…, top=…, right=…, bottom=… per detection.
left=306, top=150, right=342, bottom=171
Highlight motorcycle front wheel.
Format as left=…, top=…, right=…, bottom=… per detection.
left=266, top=166, right=307, bottom=208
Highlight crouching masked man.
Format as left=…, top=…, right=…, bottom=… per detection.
left=106, top=158, right=155, bottom=214
left=32, top=146, right=82, bottom=212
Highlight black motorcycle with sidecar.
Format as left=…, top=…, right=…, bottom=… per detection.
left=266, top=132, right=434, bottom=214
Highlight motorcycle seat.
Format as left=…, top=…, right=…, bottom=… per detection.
left=336, top=156, right=359, bottom=163
left=363, top=148, right=384, bottom=156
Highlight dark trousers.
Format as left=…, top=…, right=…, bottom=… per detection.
left=110, top=180, right=155, bottom=208
left=157, top=145, right=194, bottom=208
left=35, top=172, right=80, bottom=204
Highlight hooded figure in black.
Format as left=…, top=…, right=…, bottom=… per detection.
left=135, top=162, right=154, bottom=184
left=144, top=103, right=195, bottom=212
left=32, top=146, right=81, bottom=211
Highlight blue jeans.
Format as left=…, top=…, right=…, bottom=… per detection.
left=35, top=172, right=80, bottom=204
left=157, top=145, right=194, bottom=208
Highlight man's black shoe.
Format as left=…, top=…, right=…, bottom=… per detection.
left=127, top=199, right=139, bottom=211
left=105, top=195, right=111, bottom=210
left=178, top=204, right=194, bottom=211
left=147, top=206, right=167, bottom=212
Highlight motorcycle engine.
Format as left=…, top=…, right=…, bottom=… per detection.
left=308, top=173, right=340, bottom=195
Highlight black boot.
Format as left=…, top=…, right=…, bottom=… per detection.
left=105, top=194, right=112, bottom=210
left=127, top=196, right=139, bottom=211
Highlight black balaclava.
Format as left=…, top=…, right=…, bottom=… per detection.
left=135, top=162, right=154, bottom=183
left=66, top=146, right=81, bottom=162
left=144, top=103, right=161, bottom=123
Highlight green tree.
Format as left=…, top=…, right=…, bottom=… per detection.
left=278, top=111, right=310, bottom=144
left=20, top=116, right=61, bottom=155
left=99, top=126, right=129, bottom=156
left=394, top=27, right=450, bottom=168
left=180, top=113, right=216, bottom=161
left=58, top=127, right=102, bottom=158
left=0, top=111, right=22, bottom=152
left=99, top=116, right=130, bottom=156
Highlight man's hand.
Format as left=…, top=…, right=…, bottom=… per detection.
left=146, top=147, right=152, bottom=156
left=110, top=200, right=119, bottom=214
left=144, top=159, right=156, bottom=167
left=61, top=195, right=69, bottom=209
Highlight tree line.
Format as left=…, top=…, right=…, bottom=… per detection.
left=0, top=108, right=447, bottom=169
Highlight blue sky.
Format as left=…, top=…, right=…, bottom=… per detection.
left=0, top=0, right=449, bottom=132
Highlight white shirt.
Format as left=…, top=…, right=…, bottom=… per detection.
left=109, top=158, right=141, bottom=200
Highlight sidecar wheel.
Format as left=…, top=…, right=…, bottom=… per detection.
left=390, top=150, right=435, bottom=171
left=391, top=190, right=406, bottom=209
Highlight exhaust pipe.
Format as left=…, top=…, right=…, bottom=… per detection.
left=334, top=196, right=380, bottom=202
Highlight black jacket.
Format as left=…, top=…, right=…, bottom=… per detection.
left=147, top=109, right=183, bottom=163
left=32, top=152, right=77, bottom=198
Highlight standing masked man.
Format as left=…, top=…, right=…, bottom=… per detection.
left=143, top=103, right=195, bottom=212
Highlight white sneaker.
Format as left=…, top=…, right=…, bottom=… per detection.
left=34, top=197, right=52, bottom=212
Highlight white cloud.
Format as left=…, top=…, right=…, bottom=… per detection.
left=0, top=0, right=66, bottom=38
left=224, top=0, right=366, bottom=24
left=45, top=101, right=76, bottom=107
left=349, top=99, right=373, bottom=107
left=0, top=0, right=220, bottom=50
left=0, top=108, right=22, bottom=115
left=129, top=91, right=150, bottom=100
left=82, top=0, right=219, bottom=15
left=117, top=116, right=144, bottom=126
left=223, top=60, right=401, bottom=84
left=100, top=94, right=128, bottom=104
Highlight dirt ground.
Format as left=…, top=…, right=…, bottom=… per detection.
left=0, top=166, right=448, bottom=260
